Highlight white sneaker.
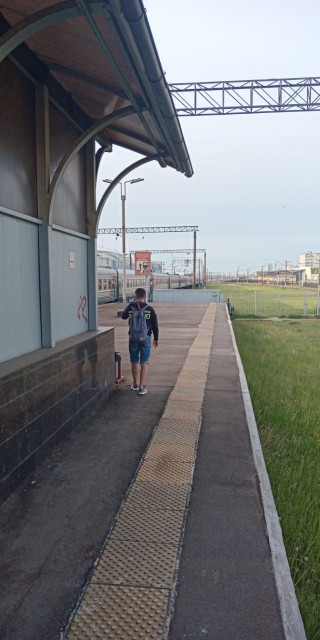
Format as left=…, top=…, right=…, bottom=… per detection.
left=138, top=388, right=148, bottom=395
left=131, top=384, right=139, bottom=391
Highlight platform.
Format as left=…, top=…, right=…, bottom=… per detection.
left=0, top=302, right=301, bottom=640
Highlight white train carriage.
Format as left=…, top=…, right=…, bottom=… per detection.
left=97, top=267, right=193, bottom=304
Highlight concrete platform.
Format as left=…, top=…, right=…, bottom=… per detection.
left=0, top=302, right=301, bottom=640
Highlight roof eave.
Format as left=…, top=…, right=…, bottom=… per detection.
left=120, top=0, right=193, bottom=178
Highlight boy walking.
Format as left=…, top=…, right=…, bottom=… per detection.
left=122, top=288, right=158, bottom=395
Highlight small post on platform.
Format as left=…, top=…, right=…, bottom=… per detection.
left=193, top=231, right=196, bottom=288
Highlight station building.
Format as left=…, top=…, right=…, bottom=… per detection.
left=0, top=0, right=192, bottom=503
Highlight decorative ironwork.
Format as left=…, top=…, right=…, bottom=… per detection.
left=169, top=77, right=320, bottom=116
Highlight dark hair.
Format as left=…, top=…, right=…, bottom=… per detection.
left=135, top=287, right=146, bottom=299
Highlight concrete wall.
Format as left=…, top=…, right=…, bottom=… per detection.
left=51, top=231, right=89, bottom=342
left=0, top=214, right=42, bottom=363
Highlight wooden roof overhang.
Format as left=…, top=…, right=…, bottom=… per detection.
left=0, top=0, right=193, bottom=177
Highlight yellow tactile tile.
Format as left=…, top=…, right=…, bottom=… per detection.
left=91, top=539, right=178, bottom=588
left=67, top=585, right=169, bottom=639
left=65, top=304, right=216, bottom=640
left=161, top=402, right=202, bottom=421
left=145, top=440, right=195, bottom=463
left=152, top=418, right=201, bottom=445
left=169, top=391, right=204, bottom=402
left=137, top=458, right=193, bottom=486
left=110, top=506, right=184, bottom=545
left=125, top=482, right=189, bottom=511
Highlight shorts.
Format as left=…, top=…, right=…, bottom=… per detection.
left=129, top=336, right=151, bottom=364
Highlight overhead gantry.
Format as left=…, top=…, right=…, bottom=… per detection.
left=169, top=77, right=320, bottom=116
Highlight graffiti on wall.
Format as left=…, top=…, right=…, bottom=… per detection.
left=78, top=295, right=88, bottom=323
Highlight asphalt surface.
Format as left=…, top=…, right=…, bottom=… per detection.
left=168, top=304, right=285, bottom=639
left=0, top=302, right=208, bottom=640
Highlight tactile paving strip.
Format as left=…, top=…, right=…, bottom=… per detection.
left=137, top=459, right=193, bottom=485
left=162, top=403, right=202, bottom=421
left=67, top=585, right=169, bottom=640
left=111, top=506, right=184, bottom=545
left=125, top=482, right=190, bottom=511
left=91, top=539, right=178, bottom=588
left=66, top=304, right=216, bottom=639
left=145, top=440, right=195, bottom=463
left=169, top=391, right=204, bottom=402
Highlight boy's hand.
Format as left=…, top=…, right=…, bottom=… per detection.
left=153, top=340, right=159, bottom=348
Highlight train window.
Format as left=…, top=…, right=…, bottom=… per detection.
left=103, top=279, right=107, bottom=290
left=98, top=279, right=102, bottom=291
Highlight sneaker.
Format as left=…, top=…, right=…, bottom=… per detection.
left=131, top=384, right=139, bottom=391
left=138, top=388, right=148, bottom=395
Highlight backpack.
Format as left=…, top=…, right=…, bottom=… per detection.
left=129, top=304, right=149, bottom=341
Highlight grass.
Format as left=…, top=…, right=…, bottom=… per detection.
left=208, top=282, right=319, bottom=317
left=233, top=319, right=320, bottom=639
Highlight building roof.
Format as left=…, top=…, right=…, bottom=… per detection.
left=0, top=0, right=193, bottom=177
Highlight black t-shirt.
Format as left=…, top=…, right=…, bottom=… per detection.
left=122, top=302, right=159, bottom=341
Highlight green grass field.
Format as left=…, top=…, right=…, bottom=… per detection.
left=233, top=319, right=320, bottom=639
left=207, top=282, right=319, bottom=317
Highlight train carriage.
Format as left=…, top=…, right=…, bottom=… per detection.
left=97, top=267, right=193, bottom=304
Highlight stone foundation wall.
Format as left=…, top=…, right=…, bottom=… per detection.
left=0, top=328, right=114, bottom=504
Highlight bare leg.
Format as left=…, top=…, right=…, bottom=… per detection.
left=132, top=363, right=139, bottom=385
left=140, top=363, right=148, bottom=389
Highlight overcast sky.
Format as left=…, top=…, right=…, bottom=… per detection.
left=97, top=0, right=320, bottom=273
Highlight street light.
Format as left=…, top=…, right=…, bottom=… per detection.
left=103, top=177, right=144, bottom=307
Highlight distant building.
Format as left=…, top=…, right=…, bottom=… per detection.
left=265, top=263, right=273, bottom=272
left=97, top=250, right=130, bottom=270
left=300, top=251, right=320, bottom=268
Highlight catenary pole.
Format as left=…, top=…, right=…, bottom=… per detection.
left=193, top=231, right=197, bottom=288
left=121, top=190, right=127, bottom=308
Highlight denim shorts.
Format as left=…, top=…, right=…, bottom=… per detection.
left=129, top=336, right=151, bottom=364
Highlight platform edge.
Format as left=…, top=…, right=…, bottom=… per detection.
left=227, top=305, right=307, bottom=640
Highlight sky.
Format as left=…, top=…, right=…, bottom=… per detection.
left=97, top=0, right=320, bottom=274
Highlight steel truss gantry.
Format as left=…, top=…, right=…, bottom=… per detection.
left=98, top=225, right=198, bottom=234
left=98, top=226, right=200, bottom=287
left=169, top=77, right=320, bottom=116
left=131, top=248, right=205, bottom=253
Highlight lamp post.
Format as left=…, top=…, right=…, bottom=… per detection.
left=103, top=177, right=144, bottom=308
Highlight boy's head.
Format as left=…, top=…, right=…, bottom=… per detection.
left=135, top=287, right=146, bottom=301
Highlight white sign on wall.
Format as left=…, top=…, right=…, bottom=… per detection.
left=69, top=251, right=75, bottom=269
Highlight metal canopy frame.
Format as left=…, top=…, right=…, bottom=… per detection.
left=169, top=78, right=320, bottom=116
left=48, top=105, right=138, bottom=223
left=96, top=154, right=162, bottom=232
